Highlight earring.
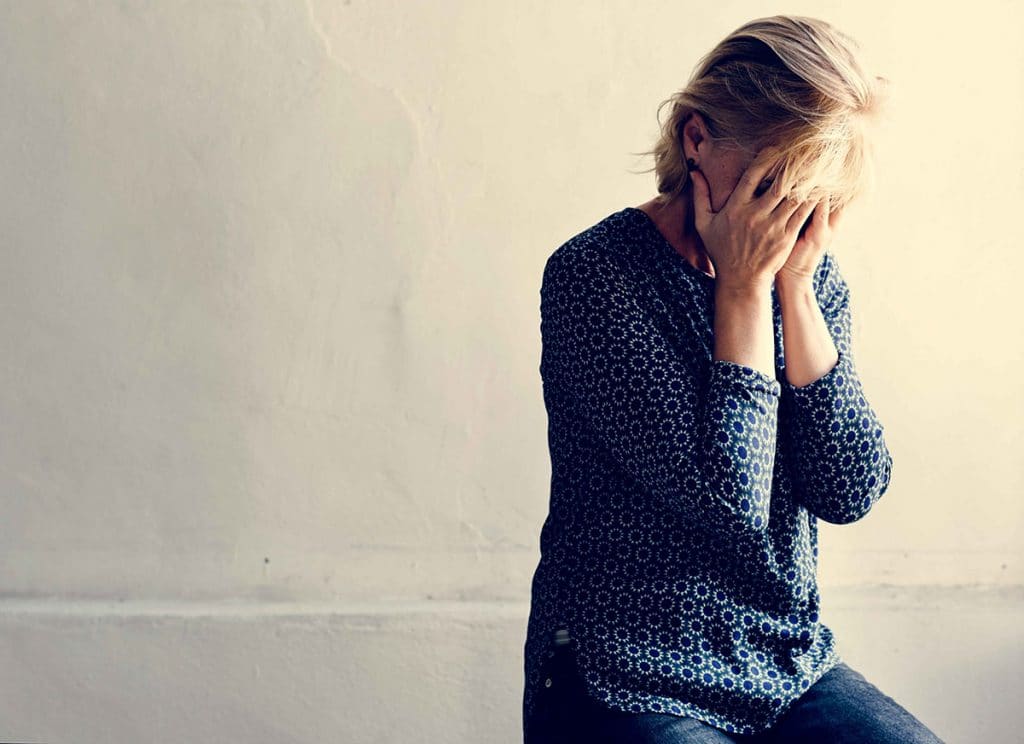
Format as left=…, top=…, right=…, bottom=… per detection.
left=686, top=157, right=697, bottom=171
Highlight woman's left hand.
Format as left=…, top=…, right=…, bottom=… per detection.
left=775, top=194, right=845, bottom=285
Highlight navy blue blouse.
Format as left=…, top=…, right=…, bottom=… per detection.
left=523, top=206, right=893, bottom=735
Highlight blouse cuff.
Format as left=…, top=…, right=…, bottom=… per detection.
left=779, top=350, right=855, bottom=401
left=711, top=358, right=782, bottom=397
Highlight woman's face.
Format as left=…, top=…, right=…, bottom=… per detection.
left=681, top=114, right=776, bottom=213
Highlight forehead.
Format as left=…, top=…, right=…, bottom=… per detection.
left=723, top=143, right=773, bottom=171
left=730, top=151, right=779, bottom=183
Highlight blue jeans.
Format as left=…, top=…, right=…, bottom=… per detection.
left=524, top=637, right=945, bottom=743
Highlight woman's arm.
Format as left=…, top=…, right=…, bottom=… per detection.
left=776, top=252, right=894, bottom=524
left=540, top=243, right=781, bottom=543
left=775, top=276, right=840, bottom=388
left=713, top=282, right=777, bottom=381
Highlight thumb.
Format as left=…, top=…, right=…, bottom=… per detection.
left=689, top=169, right=712, bottom=235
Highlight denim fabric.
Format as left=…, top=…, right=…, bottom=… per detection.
left=524, top=640, right=945, bottom=744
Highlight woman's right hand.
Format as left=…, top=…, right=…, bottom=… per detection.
left=690, top=146, right=819, bottom=292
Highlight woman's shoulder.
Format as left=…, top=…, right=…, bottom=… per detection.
left=542, top=207, right=650, bottom=288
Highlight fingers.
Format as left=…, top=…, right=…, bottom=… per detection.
left=734, top=145, right=785, bottom=206
left=786, top=197, right=819, bottom=235
left=829, top=199, right=845, bottom=232
left=689, top=168, right=713, bottom=234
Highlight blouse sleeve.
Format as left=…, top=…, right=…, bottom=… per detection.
left=778, top=252, right=894, bottom=524
left=540, top=244, right=782, bottom=542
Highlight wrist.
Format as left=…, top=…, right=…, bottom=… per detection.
left=716, top=277, right=775, bottom=297
left=774, top=272, right=815, bottom=296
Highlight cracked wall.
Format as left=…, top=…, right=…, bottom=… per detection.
left=0, top=0, right=1022, bottom=602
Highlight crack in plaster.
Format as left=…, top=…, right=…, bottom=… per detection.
left=302, top=0, right=451, bottom=249
left=302, top=0, right=425, bottom=166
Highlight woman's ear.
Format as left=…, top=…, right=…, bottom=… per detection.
left=680, top=112, right=708, bottom=163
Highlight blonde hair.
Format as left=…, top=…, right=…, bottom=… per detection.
left=637, top=15, right=890, bottom=212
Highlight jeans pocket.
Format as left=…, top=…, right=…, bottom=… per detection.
left=550, top=646, right=590, bottom=707
left=526, top=651, right=562, bottom=742
left=532, top=642, right=606, bottom=744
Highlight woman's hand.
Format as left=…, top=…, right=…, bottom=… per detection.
left=775, top=194, right=846, bottom=284
left=690, top=146, right=819, bottom=293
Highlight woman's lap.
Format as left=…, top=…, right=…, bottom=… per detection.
left=756, top=660, right=945, bottom=744
left=525, top=645, right=944, bottom=744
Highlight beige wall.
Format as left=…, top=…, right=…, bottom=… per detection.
left=0, top=2, right=1020, bottom=742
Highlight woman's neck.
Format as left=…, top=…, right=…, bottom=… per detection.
left=636, top=193, right=716, bottom=278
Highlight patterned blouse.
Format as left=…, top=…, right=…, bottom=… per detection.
left=522, top=206, right=893, bottom=735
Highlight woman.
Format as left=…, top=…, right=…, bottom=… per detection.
left=522, top=15, right=945, bottom=744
